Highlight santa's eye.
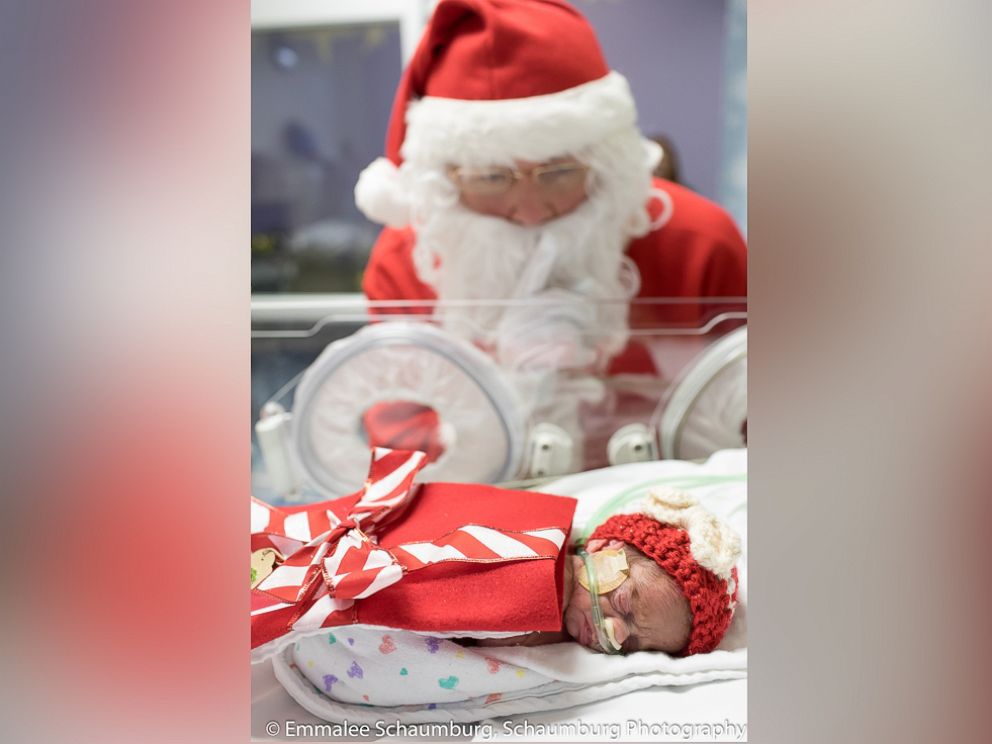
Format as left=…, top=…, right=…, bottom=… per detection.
left=474, top=171, right=512, bottom=184
left=534, top=163, right=587, bottom=190
left=454, top=168, right=516, bottom=194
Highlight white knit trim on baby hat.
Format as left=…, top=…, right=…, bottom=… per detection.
left=632, top=486, right=741, bottom=581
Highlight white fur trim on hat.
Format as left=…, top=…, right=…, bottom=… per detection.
left=634, top=486, right=741, bottom=581
left=402, top=71, right=639, bottom=166
left=354, top=156, right=412, bottom=228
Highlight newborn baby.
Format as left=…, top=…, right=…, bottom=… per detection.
left=286, top=486, right=741, bottom=708
left=471, top=487, right=740, bottom=657
left=476, top=542, right=692, bottom=652
left=566, top=541, right=694, bottom=653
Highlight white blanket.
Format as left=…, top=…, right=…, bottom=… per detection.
left=272, top=450, right=747, bottom=724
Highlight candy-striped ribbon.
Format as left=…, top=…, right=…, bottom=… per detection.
left=250, top=448, right=565, bottom=646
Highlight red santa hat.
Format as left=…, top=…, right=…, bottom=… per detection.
left=355, top=0, right=649, bottom=227
left=588, top=486, right=742, bottom=656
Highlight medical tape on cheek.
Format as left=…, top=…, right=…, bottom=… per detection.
left=577, top=549, right=622, bottom=654
left=577, top=549, right=629, bottom=594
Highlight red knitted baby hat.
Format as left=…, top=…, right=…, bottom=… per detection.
left=589, top=502, right=740, bottom=656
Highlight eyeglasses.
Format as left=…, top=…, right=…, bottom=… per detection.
left=447, top=161, right=590, bottom=197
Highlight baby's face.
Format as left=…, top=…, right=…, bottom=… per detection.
left=563, top=540, right=692, bottom=654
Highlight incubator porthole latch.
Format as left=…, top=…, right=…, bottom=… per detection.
left=254, top=402, right=302, bottom=501
left=525, top=422, right=574, bottom=478
left=606, top=423, right=658, bottom=465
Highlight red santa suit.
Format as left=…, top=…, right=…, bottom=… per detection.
left=353, top=0, right=747, bottom=345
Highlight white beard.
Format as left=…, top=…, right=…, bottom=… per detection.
left=398, top=139, right=658, bottom=475
left=410, top=189, right=639, bottom=367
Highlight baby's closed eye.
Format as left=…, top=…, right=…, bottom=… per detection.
left=612, top=584, right=634, bottom=616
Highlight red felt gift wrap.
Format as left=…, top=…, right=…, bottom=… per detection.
left=250, top=449, right=577, bottom=657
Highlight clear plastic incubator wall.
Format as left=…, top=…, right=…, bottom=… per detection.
left=251, top=296, right=747, bottom=505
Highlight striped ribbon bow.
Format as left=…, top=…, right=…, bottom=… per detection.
left=251, top=448, right=567, bottom=650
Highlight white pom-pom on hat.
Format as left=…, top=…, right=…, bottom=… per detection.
left=354, top=157, right=412, bottom=228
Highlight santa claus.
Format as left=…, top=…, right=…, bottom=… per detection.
left=354, top=0, right=746, bottom=469
left=356, top=0, right=746, bottom=373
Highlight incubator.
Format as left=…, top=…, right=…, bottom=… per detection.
left=251, top=295, right=747, bottom=504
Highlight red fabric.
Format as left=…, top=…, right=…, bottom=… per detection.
left=590, top=513, right=739, bottom=656
left=385, top=0, right=608, bottom=165
left=361, top=178, right=748, bottom=373
left=277, top=484, right=576, bottom=634
left=362, top=401, right=446, bottom=463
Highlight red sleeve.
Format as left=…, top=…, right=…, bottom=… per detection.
left=361, top=226, right=436, bottom=317
left=696, top=207, right=747, bottom=298
left=627, top=179, right=747, bottom=330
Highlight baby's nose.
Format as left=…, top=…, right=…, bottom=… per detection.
left=610, top=617, right=631, bottom=647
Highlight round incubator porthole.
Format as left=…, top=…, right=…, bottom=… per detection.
left=290, top=322, right=529, bottom=497
left=655, top=326, right=747, bottom=461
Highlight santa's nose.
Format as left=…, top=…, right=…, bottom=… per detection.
left=507, top=184, right=556, bottom=226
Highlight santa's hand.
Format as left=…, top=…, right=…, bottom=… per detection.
left=495, top=289, right=598, bottom=371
